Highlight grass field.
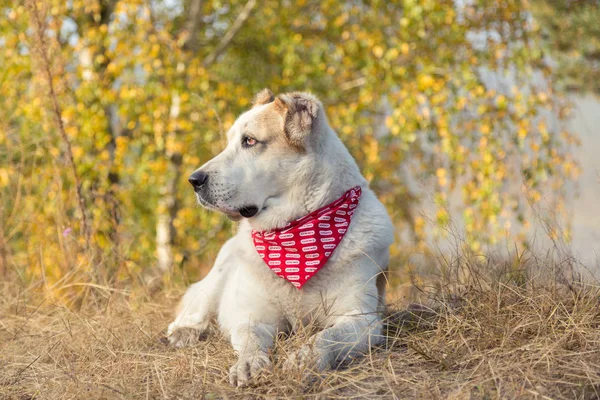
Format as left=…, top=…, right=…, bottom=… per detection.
left=1, top=252, right=600, bottom=399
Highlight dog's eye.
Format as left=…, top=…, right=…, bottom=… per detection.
left=242, top=136, right=258, bottom=148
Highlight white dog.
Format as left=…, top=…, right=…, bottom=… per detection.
left=167, top=89, right=394, bottom=387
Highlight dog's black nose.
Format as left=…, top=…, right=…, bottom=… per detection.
left=189, top=171, right=208, bottom=189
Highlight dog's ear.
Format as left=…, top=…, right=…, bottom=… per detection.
left=273, top=92, right=321, bottom=148
left=252, top=88, right=275, bottom=108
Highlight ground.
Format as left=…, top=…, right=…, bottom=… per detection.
left=1, top=267, right=599, bottom=399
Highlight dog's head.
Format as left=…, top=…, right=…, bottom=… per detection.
left=189, top=89, right=324, bottom=222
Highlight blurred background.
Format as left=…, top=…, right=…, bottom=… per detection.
left=0, top=0, right=598, bottom=302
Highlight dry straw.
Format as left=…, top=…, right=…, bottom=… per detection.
left=1, top=244, right=599, bottom=399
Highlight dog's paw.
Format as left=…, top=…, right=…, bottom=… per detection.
left=164, top=327, right=207, bottom=348
left=283, top=344, right=329, bottom=373
left=228, top=352, right=271, bottom=387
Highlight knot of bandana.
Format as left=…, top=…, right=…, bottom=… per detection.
left=252, top=186, right=362, bottom=289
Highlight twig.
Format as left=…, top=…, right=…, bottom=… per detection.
left=11, top=337, right=63, bottom=384
left=0, top=207, right=7, bottom=277
left=340, top=77, right=367, bottom=91
left=27, top=0, right=91, bottom=250
left=203, top=0, right=257, bottom=67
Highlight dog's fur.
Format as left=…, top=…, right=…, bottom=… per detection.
left=167, top=89, right=394, bottom=386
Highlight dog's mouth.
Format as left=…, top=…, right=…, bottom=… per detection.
left=195, top=192, right=263, bottom=220
left=223, top=206, right=262, bottom=221
left=238, top=206, right=259, bottom=218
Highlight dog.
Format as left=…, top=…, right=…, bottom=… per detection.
left=167, top=89, right=394, bottom=387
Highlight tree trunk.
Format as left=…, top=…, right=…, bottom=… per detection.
left=156, top=92, right=182, bottom=273
left=183, top=0, right=204, bottom=51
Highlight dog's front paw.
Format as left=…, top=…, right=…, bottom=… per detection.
left=165, top=327, right=208, bottom=348
left=283, top=344, right=329, bottom=373
left=228, top=352, right=271, bottom=387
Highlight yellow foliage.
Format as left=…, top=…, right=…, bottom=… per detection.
left=418, top=74, right=434, bottom=91
left=0, top=0, right=578, bottom=292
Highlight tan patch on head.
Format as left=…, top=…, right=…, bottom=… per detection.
left=247, top=100, right=306, bottom=153
left=241, top=91, right=321, bottom=153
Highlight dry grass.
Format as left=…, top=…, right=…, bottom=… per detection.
left=1, top=253, right=600, bottom=399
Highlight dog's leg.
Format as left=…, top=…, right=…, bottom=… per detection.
left=285, top=253, right=388, bottom=372
left=218, top=261, right=286, bottom=386
left=167, top=238, right=236, bottom=347
left=284, top=311, right=383, bottom=372
left=228, top=323, right=276, bottom=387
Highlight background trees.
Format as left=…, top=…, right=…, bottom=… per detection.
left=531, top=0, right=600, bottom=95
left=0, top=0, right=580, bottom=297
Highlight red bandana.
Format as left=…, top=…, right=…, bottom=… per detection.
left=252, top=186, right=361, bottom=289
